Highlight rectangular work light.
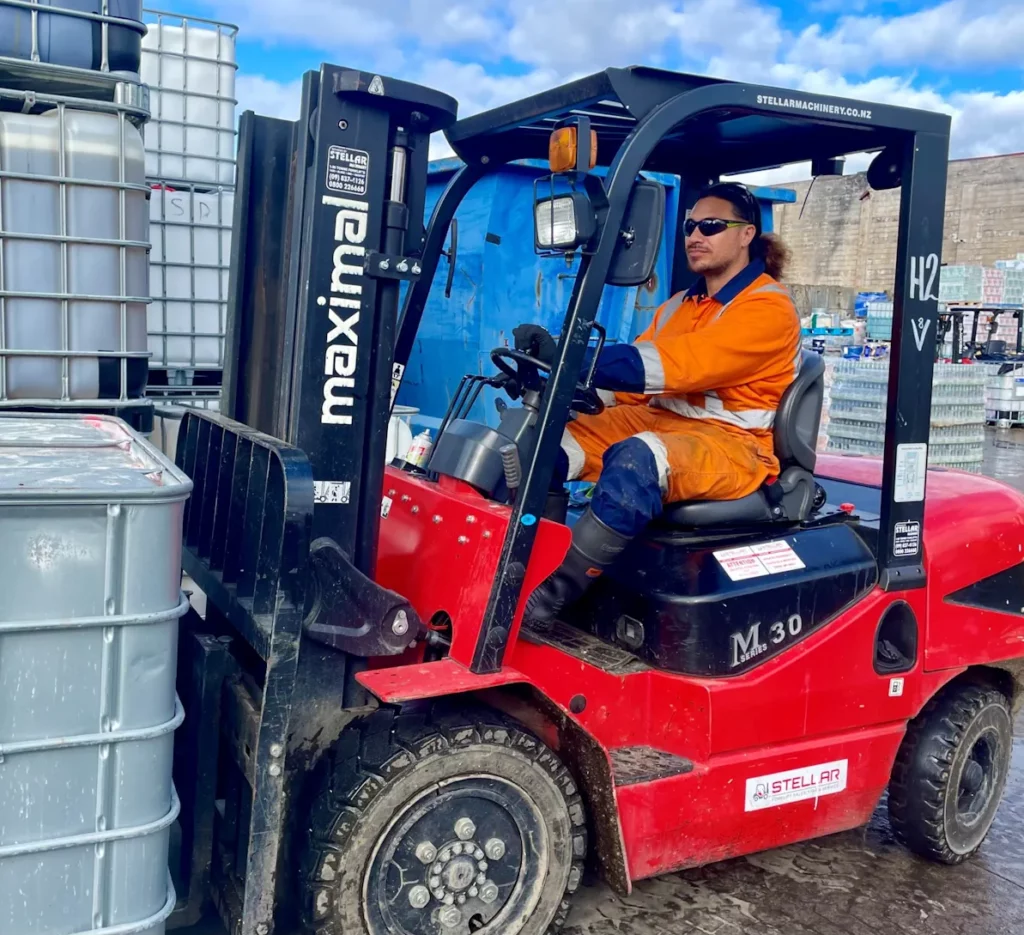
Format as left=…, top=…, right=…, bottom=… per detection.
left=534, top=192, right=597, bottom=251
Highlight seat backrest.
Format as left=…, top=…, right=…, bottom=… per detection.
left=773, top=350, right=825, bottom=472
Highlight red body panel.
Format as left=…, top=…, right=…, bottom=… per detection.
left=377, top=468, right=569, bottom=665
left=371, top=459, right=1024, bottom=882
left=817, top=454, right=1024, bottom=672
left=616, top=724, right=903, bottom=878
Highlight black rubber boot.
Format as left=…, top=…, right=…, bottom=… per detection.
left=524, top=508, right=632, bottom=632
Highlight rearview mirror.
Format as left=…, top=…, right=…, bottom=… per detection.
left=607, top=179, right=665, bottom=287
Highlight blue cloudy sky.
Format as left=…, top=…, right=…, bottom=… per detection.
left=171, top=0, right=1024, bottom=182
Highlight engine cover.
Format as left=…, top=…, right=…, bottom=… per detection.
left=568, top=523, right=877, bottom=677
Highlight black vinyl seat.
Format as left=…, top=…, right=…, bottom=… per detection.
left=662, top=351, right=826, bottom=528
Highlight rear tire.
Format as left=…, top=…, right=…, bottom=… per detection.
left=301, top=706, right=587, bottom=935
left=888, top=682, right=1013, bottom=864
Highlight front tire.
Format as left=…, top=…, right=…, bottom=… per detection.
left=302, top=707, right=587, bottom=935
left=888, top=682, right=1014, bottom=864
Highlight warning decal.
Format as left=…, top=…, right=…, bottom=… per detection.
left=314, top=480, right=351, bottom=504
left=750, top=540, right=806, bottom=574
left=326, top=146, right=370, bottom=196
left=714, top=540, right=805, bottom=582
left=894, top=442, right=927, bottom=503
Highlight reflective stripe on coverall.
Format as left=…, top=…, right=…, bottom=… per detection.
left=562, top=258, right=802, bottom=536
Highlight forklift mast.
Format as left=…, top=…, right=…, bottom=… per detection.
left=221, top=65, right=457, bottom=573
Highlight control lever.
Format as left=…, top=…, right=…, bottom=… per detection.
left=499, top=443, right=522, bottom=492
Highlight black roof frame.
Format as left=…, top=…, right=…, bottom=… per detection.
left=391, top=66, right=951, bottom=675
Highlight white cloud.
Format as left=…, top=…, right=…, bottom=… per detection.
left=235, top=75, right=303, bottom=121
left=212, top=0, right=1024, bottom=186
left=790, top=1, right=1024, bottom=73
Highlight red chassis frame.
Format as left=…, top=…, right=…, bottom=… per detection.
left=362, top=455, right=1024, bottom=887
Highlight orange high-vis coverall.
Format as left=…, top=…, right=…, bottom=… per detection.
left=562, top=261, right=802, bottom=512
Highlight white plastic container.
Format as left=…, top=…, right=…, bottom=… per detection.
left=0, top=107, right=150, bottom=402
left=141, top=16, right=238, bottom=185
left=148, top=184, right=233, bottom=368
left=387, top=405, right=418, bottom=464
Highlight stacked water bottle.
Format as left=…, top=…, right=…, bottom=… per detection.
left=826, top=360, right=993, bottom=472
left=142, top=8, right=237, bottom=422
left=0, top=1, right=154, bottom=429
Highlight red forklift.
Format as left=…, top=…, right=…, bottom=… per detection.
left=167, top=65, right=1024, bottom=935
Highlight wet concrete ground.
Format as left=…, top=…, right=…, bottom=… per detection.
left=183, top=428, right=1024, bottom=935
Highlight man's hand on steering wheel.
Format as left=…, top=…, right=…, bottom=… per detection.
left=512, top=324, right=557, bottom=367
left=500, top=322, right=604, bottom=417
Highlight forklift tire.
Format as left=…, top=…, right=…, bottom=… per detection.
left=888, top=682, right=1013, bottom=864
left=301, top=707, right=588, bottom=935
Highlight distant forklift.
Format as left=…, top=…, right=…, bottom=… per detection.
left=168, top=65, right=1024, bottom=935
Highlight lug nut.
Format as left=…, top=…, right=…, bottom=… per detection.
left=479, top=882, right=499, bottom=905
left=408, top=885, right=430, bottom=909
left=416, top=842, right=437, bottom=864
left=454, top=817, right=476, bottom=840
left=439, top=906, right=462, bottom=928
left=392, top=610, right=409, bottom=636
left=484, top=838, right=505, bottom=860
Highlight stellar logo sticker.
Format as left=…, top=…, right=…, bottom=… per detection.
left=744, top=759, right=848, bottom=812
left=326, top=146, right=370, bottom=196
left=889, top=677, right=905, bottom=697
left=381, top=495, right=393, bottom=518
left=893, top=520, right=921, bottom=558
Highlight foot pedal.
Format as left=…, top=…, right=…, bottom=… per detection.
left=610, top=746, right=694, bottom=786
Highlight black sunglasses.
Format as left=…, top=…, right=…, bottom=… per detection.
left=684, top=217, right=752, bottom=238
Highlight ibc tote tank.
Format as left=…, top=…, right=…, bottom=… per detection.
left=0, top=412, right=191, bottom=935
left=0, top=106, right=150, bottom=403
left=0, top=1, right=146, bottom=74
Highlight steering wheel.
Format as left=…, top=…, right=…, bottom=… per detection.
left=490, top=347, right=604, bottom=416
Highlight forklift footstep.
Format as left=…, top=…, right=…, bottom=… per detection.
left=521, top=619, right=647, bottom=674
left=610, top=746, right=695, bottom=786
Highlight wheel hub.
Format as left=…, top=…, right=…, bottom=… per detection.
left=442, top=856, right=480, bottom=892
left=961, top=759, right=985, bottom=796
left=365, top=778, right=547, bottom=935
left=957, top=734, right=996, bottom=821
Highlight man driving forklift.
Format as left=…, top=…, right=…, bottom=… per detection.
left=518, top=181, right=801, bottom=627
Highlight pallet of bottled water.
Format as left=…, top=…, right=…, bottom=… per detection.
left=825, top=360, right=992, bottom=472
